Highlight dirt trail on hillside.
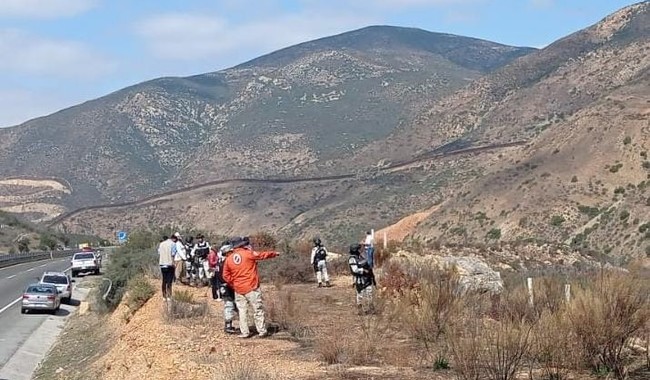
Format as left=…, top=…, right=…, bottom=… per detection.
left=376, top=204, right=442, bottom=242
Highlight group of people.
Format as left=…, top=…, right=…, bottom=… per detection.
left=157, top=230, right=378, bottom=339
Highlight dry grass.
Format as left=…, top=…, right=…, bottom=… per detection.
left=124, top=275, right=155, bottom=313
left=567, top=272, right=650, bottom=379
left=164, top=290, right=210, bottom=321
left=216, top=361, right=279, bottom=380
left=266, top=288, right=314, bottom=340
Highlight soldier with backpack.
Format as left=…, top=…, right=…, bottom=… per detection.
left=217, top=243, right=239, bottom=334
left=310, top=238, right=330, bottom=287
left=348, top=243, right=377, bottom=315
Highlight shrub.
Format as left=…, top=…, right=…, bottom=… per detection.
left=266, top=288, right=312, bottom=340
left=216, top=361, right=278, bottom=380
left=259, top=241, right=312, bottom=284
left=99, top=245, right=158, bottom=309
left=550, top=215, right=565, bottom=226
left=164, top=291, right=209, bottom=321
left=566, top=272, right=650, bottom=379
left=315, top=336, right=345, bottom=364
left=250, top=231, right=277, bottom=250
left=124, top=275, right=155, bottom=312
left=486, top=228, right=502, bottom=240
left=619, top=210, right=630, bottom=221
left=623, top=136, right=632, bottom=145
left=398, top=266, right=464, bottom=355
left=532, top=310, right=582, bottom=380
left=614, top=187, right=626, bottom=194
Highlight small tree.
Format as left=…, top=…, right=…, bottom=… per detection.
left=39, top=233, right=58, bottom=251
left=17, top=237, right=30, bottom=253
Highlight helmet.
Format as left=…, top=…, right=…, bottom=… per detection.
left=313, top=237, right=321, bottom=247
left=349, top=244, right=362, bottom=255
left=219, top=244, right=233, bottom=255
left=230, top=236, right=250, bottom=249
left=173, top=232, right=182, bottom=239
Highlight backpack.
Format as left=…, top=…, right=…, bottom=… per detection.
left=314, top=246, right=327, bottom=262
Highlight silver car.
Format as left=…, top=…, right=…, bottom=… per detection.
left=21, top=283, right=61, bottom=314
left=39, top=271, right=73, bottom=303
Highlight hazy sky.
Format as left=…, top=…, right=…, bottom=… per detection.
left=0, top=0, right=640, bottom=127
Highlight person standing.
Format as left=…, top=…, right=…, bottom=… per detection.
left=158, top=235, right=178, bottom=301
left=207, top=247, right=221, bottom=301
left=363, top=231, right=375, bottom=269
left=348, top=243, right=376, bottom=315
left=222, top=236, right=279, bottom=338
left=217, top=243, right=239, bottom=334
left=310, top=238, right=330, bottom=288
left=191, top=234, right=211, bottom=286
left=173, top=232, right=187, bottom=284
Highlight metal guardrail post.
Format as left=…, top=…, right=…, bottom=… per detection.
left=102, top=278, right=113, bottom=301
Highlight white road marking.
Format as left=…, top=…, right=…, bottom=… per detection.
left=39, top=264, right=47, bottom=268
left=25, top=268, right=34, bottom=272
left=0, top=297, right=22, bottom=315
left=7, top=275, right=16, bottom=279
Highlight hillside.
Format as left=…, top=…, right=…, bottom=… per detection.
left=49, top=2, right=650, bottom=261
left=0, top=26, right=533, bottom=222
left=392, top=1, right=650, bottom=259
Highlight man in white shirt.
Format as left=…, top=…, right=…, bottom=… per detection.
left=363, top=231, right=375, bottom=269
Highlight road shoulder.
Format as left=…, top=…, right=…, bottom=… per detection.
left=0, top=279, right=92, bottom=380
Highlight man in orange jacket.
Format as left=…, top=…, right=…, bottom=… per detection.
left=222, top=236, right=279, bottom=338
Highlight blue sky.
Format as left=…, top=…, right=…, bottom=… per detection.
left=0, top=0, right=640, bottom=127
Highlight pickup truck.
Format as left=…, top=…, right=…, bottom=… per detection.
left=70, top=252, right=101, bottom=277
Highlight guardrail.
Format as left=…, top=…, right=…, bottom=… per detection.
left=0, top=250, right=77, bottom=269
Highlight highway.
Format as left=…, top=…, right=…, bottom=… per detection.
left=0, top=257, right=74, bottom=369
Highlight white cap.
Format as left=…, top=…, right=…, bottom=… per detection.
left=173, top=232, right=182, bottom=238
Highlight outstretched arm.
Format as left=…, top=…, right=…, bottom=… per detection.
left=252, top=250, right=279, bottom=260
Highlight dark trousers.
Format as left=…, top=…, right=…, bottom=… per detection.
left=211, top=275, right=221, bottom=299
left=161, top=266, right=175, bottom=298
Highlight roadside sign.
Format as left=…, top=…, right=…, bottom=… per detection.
left=117, top=231, right=127, bottom=243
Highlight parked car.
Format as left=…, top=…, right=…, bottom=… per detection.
left=39, top=271, right=73, bottom=303
left=70, top=252, right=101, bottom=277
left=21, top=283, right=61, bottom=314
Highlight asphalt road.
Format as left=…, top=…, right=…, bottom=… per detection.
left=0, top=257, right=74, bottom=369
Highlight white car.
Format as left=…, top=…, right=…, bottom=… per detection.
left=39, top=271, right=73, bottom=303
left=70, top=252, right=101, bottom=277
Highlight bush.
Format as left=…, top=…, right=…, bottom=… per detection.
left=99, top=245, right=158, bottom=309
left=315, top=336, right=346, bottom=364
left=124, top=275, right=155, bottom=312
left=164, top=291, right=209, bottom=321
left=216, top=361, right=278, bottom=380
left=623, top=136, right=632, bottom=145
left=486, top=228, right=502, bottom=240
left=259, top=240, right=312, bottom=285
left=619, top=210, right=630, bottom=221
left=397, top=266, right=464, bottom=356
left=567, top=272, right=650, bottom=379
left=266, top=289, right=312, bottom=340
left=532, top=311, right=582, bottom=380
left=550, top=215, right=565, bottom=227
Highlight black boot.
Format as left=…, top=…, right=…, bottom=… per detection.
left=224, top=321, right=237, bottom=334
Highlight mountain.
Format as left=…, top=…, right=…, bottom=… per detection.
left=0, top=26, right=533, bottom=223
left=44, top=2, right=650, bottom=261
left=384, top=1, right=650, bottom=259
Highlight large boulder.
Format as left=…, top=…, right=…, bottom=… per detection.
left=389, top=251, right=504, bottom=294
